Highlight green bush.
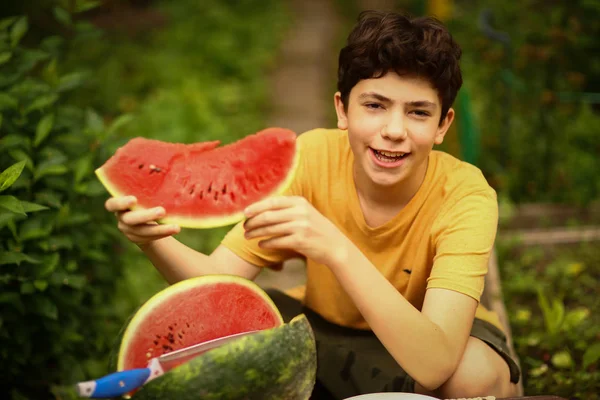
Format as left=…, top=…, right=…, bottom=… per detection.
left=0, top=13, right=136, bottom=399
left=446, top=0, right=600, bottom=205
left=2, top=1, right=292, bottom=397
left=498, top=243, right=600, bottom=398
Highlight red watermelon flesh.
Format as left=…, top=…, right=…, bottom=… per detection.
left=95, top=127, right=299, bottom=229
left=101, top=137, right=221, bottom=205
left=118, top=276, right=283, bottom=372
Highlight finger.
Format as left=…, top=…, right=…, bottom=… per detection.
left=244, top=206, right=303, bottom=231
left=105, top=196, right=137, bottom=212
left=120, top=207, right=166, bottom=226
left=120, top=222, right=180, bottom=238
left=244, top=196, right=300, bottom=218
left=245, top=220, right=302, bottom=240
left=258, top=234, right=296, bottom=250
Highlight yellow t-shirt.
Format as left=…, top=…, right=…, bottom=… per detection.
left=221, top=128, right=502, bottom=331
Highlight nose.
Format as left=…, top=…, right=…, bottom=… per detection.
left=380, top=112, right=407, bottom=141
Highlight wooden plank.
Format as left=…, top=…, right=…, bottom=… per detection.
left=498, top=226, right=600, bottom=246
left=482, top=248, right=525, bottom=396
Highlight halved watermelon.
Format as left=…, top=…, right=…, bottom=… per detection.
left=95, top=127, right=300, bottom=229
left=131, top=314, right=316, bottom=400
left=117, top=275, right=284, bottom=373
left=116, top=275, right=316, bottom=399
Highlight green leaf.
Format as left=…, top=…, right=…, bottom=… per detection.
left=74, top=155, right=92, bottom=184
left=86, top=108, right=104, bottom=132
left=25, top=93, right=58, bottom=113
left=57, top=71, right=88, bottom=92
left=529, top=363, right=548, bottom=377
left=0, top=196, right=26, bottom=215
left=53, top=7, right=72, bottom=26
left=537, top=288, right=564, bottom=334
left=65, top=260, right=77, bottom=272
left=36, top=253, right=59, bottom=277
left=0, top=251, right=41, bottom=265
left=35, top=190, right=62, bottom=208
left=19, top=217, right=53, bottom=241
left=583, top=343, right=600, bottom=369
left=63, top=274, right=86, bottom=289
left=85, top=249, right=108, bottom=262
left=551, top=350, right=573, bottom=369
left=31, top=296, right=58, bottom=319
left=34, top=164, right=68, bottom=181
left=33, top=280, right=48, bottom=291
left=0, top=51, right=12, bottom=65
left=0, top=210, right=16, bottom=230
left=20, top=281, right=35, bottom=294
left=563, top=307, right=590, bottom=330
left=0, top=17, right=18, bottom=31
left=10, top=17, right=28, bottom=47
left=8, top=150, right=34, bottom=171
left=39, top=236, right=73, bottom=252
left=0, top=134, right=30, bottom=149
left=18, top=48, right=50, bottom=74
left=0, top=93, right=18, bottom=110
left=20, top=201, right=49, bottom=213
left=0, top=161, right=26, bottom=192
left=106, top=114, right=133, bottom=137
left=34, top=113, right=55, bottom=147
left=42, top=58, right=58, bottom=84
left=76, top=0, right=102, bottom=13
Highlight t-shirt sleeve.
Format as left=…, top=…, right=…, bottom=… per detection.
left=219, top=132, right=310, bottom=268
left=427, top=188, right=499, bottom=302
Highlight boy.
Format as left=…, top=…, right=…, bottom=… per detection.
left=106, top=10, right=521, bottom=399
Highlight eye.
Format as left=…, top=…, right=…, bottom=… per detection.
left=365, top=103, right=383, bottom=110
left=411, top=110, right=430, bottom=118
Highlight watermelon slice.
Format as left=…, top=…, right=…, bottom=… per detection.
left=117, top=275, right=284, bottom=373
left=95, top=127, right=300, bottom=229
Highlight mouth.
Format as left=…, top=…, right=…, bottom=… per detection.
left=369, top=147, right=410, bottom=163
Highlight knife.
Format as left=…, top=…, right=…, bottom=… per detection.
left=75, top=330, right=261, bottom=398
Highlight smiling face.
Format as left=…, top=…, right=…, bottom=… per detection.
left=334, top=71, right=454, bottom=193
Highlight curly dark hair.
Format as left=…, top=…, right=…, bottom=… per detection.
left=337, top=10, right=463, bottom=124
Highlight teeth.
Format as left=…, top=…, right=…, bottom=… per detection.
left=376, top=150, right=405, bottom=157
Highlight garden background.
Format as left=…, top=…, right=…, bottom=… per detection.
left=0, top=0, right=598, bottom=399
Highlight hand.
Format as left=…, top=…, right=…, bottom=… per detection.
left=104, top=196, right=180, bottom=245
left=243, top=196, right=349, bottom=266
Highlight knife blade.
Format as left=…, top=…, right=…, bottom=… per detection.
left=75, top=329, right=261, bottom=398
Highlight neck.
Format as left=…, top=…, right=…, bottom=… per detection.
left=353, top=157, right=429, bottom=210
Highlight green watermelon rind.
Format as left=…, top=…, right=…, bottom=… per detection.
left=95, top=135, right=302, bottom=230
left=131, top=314, right=317, bottom=400
left=116, top=275, right=284, bottom=372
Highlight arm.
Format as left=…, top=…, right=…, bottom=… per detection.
left=328, top=245, right=476, bottom=390
left=139, top=239, right=261, bottom=284
left=243, top=192, right=496, bottom=391
left=105, top=195, right=261, bottom=284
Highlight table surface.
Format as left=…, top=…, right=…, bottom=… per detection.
left=498, top=397, right=567, bottom=400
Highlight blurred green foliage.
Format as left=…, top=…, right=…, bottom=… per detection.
left=0, top=0, right=290, bottom=398
left=498, top=242, right=600, bottom=398
left=445, top=0, right=600, bottom=205
left=0, top=12, right=133, bottom=399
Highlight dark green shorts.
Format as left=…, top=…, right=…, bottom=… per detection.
left=265, top=289, right=521, bottom=400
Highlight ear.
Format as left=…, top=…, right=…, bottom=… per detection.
left=434, top=107, right=455, bottom=145
left=334, top=92, right=348, bottom=130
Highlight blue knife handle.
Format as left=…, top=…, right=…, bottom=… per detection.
left=76, top=368, right=151, bottom=398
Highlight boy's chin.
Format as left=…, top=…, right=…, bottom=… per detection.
left=365, top=169, right=408, bottom=188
